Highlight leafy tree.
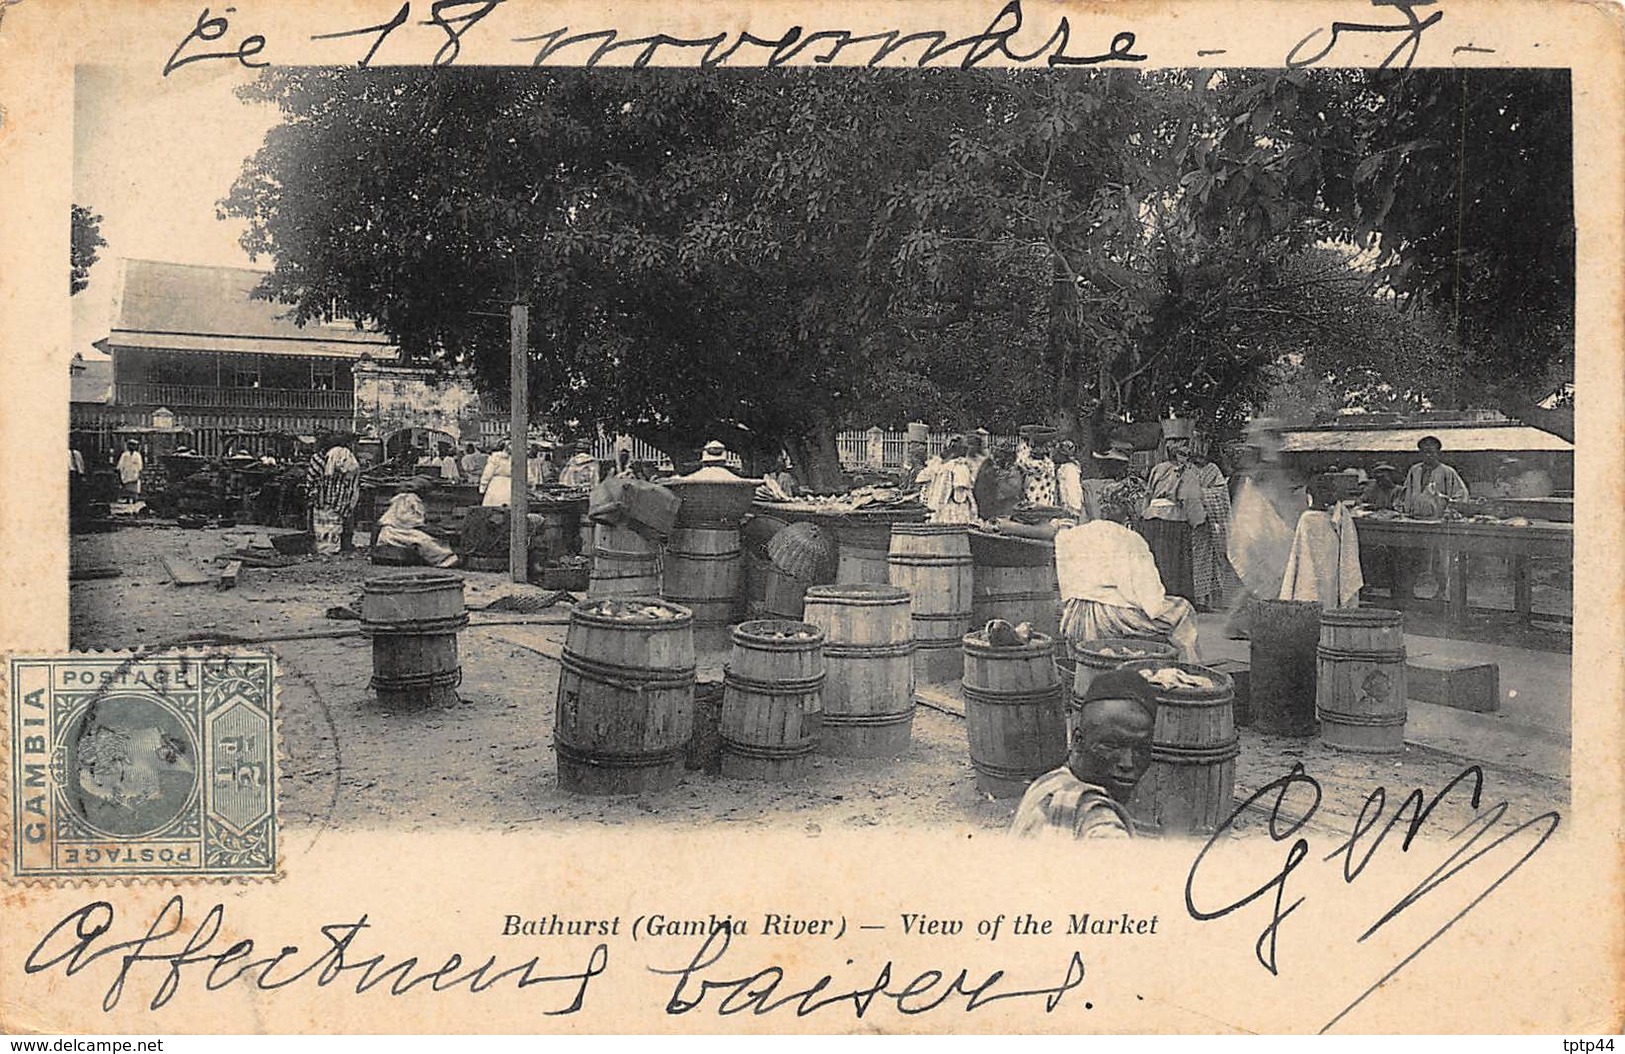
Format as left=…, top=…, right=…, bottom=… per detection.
left=1185, top=68, right=1575, bottom=416
left=70, top=204, right=106, bottom=296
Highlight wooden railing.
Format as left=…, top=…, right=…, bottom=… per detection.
left=115, top=383, right=354, bottom=412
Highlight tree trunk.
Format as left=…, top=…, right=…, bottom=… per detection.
left=782, top=416, right=847, bottom=493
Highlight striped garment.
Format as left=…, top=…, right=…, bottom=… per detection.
left=1011, top=768, right=1135, bottom=840
left=1193, top=477, right=1237, bottom=611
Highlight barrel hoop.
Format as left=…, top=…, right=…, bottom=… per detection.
left=821, top=708, right=913, bottom=728
left=362, top=614, right=469, bottom=636
left=675, top=518, right=740, bottom=530
left=560, top=651, right=697, bottom=691
left=1318, top=646, right=1407, bottom=663
left=666, top=550, right=743, bottom=562
left=962, top=684, right=1063, bottom=706
left=725, top=670, right=827, bottom=694
left=912, top=612, right=975, bottom=625
left=371, top=667, right=462, bottom=691
left=970, top=757, right=1054, bottom=782
left=912, top=637, right=968, bottom=653
left=821, top=641, right=916, bottom=659
left=1317, top=707, right=1407, bottom=728
left=1150, top=739, right=1240, bottom=764
left=553, top=738, right=688, bottom=771
left=593, top=550, right=663, bottom=564
left=889, top=556, right=973, bottom=567
left=719, top=735, right=818, bottom=761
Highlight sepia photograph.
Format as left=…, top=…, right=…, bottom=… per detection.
left=4, top=0, right=1621, bottom=1039
left=64, top=62, right=1575, bottom=841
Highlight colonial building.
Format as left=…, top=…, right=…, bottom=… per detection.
left=74, top=259, right=497, bottom=459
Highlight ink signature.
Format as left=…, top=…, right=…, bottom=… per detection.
left=1184, top=762, right=1560, bottom=1033
left=25, top=897, right=607, bottom=1012
left=650, top=920, right=1088, bottom=1017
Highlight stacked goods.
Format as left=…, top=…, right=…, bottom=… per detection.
left=554, top=598, right=696, bottom=794
left=1116, top=660, right=1238, bottom=837
left=888, top=523, right=974, bottom=683
left=361, top=571, right=468, bottom=709
left=961, top=629, right=1067, bottom=798
left=1316, top=608, right=1408, bottom=753
left=721, top=620, right=826, bottom=781
left=801, top=584, right=915, bottom=757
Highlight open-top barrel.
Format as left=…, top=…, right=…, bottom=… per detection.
left=1069, top=636, right=1178, bottom=699
left=801, top=583, right=915, bottom=758
left=1317, top=608, right=1408, bottom=753
left=589, top=522, right=663, bottom=596
left=662, top=525, right=743, bottom=629
left=721, top=620, right=825, bottom=781
left=961, top=630, right=1067, bottom=798
left=888, top=523, right=974, bottom=683
left=361, top=570, right=468, bottom=709
left=968, top=531, right=1061, bottom=643
left=554, top=597, right=696, bottom=795
left=1117, top=659, right=1238, bottom=837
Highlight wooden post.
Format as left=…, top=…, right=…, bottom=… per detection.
left=509, top=305, right=530, bottom=584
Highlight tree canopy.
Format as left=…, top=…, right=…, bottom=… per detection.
left=221, top=67, right=1575, bottom=483
left=71, top=204, right=106, bottom=296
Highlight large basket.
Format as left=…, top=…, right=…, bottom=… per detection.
left=767, top=521, right=840, bottom=584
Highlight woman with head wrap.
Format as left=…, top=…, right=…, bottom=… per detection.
left=306, top=434, right=361, bottom=556
left=925, top=435, right=977, bottom=524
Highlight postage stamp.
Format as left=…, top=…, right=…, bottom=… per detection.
left=8, top=652, right=277, bottom=880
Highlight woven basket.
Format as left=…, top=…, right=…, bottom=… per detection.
left=767, top=521, right=840, bottom=584
left=741, top=514, right=790, bottom=559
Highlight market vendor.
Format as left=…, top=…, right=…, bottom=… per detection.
left=479, top=445, right=514, bottom=507
left=375, top=477, right=460, bottom=568
left=1400, top=435, right=1470, bottom=516
left=1015, top=427, right=1059, bottom=506
left=558, top=440, right=601, bottom=490
left=1011, top=668, right=1158, bottom=840
left=1362, top=463, right=1404, bottom=509
left=1001, top=517, right=1199, bottom=662
left=923, top=435, right=976, bottom=523
left=1140, top=428, right=1204, bottom=602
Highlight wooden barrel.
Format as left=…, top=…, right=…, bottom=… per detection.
left=1069, top=637, right=1179, bottom=702
left=801, top=584, right=915, bottom=757
left=662, top=525, right=743, bottom=628
left=588, top=522, right=663, bottom=596
left=971, top=563, right=1062, bottom=641
left=530, top=497, right=586, bottom=567
left=1251, top=599, right=1322, bottom=737
left=1317, top=608, right=1408, bottom=753
left=888, top=524, right=974, bottom=683
left=831, top=520, right=893, bottom=584
left=554, top=597, right=696, bottom=795
left=721, top=620, right=825, bottom=781
left=361, top=571, right=467, bottom=709
left=1118, top=660, right=1238, bottom=837
left=961, top=630, right=1067, bottom=798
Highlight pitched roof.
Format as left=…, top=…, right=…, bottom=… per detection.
left=1280, top=424, right=1573, bottom=454
left=107, top=259, right=398, bottom=360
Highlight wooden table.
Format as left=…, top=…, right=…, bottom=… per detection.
left=1351, top=514, right=1573, bottom=626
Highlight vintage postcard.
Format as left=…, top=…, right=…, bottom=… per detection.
left=1, top=0, right=1621, bottom=1037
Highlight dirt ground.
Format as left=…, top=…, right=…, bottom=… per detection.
left=68, top=523, right=1570, bottom=842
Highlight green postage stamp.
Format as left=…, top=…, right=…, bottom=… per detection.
left=9, top=652, right=277, bottom=880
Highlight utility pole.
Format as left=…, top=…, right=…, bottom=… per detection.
left=509, top=304, right=529, bottom=584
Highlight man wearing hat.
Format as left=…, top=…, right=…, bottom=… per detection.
left=1400, top=435, right=1469, bottom=516
left=375, top=477, right=460, bottom=568
left=558, top=439, right=602, bottom=490
left=1362, top=463, right=1404, bottom=510
left=1011, top=669, right=1157, bottom=840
